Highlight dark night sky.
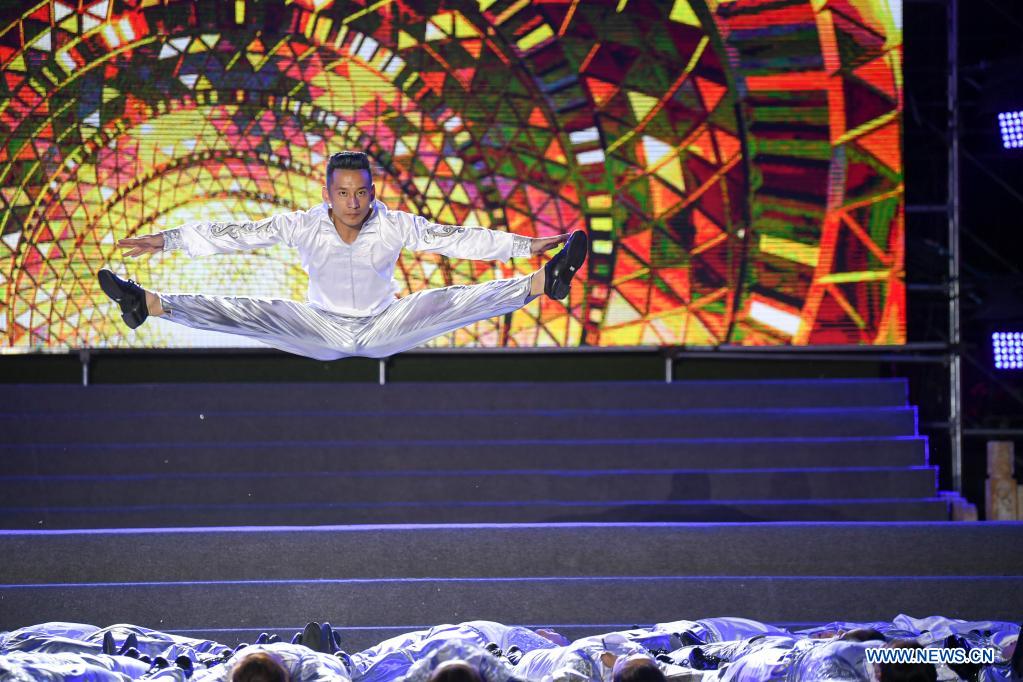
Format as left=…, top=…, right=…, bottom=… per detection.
left=905, top=0, right=1023, bottom=340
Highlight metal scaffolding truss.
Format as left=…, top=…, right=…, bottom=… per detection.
left=904, top=0, right=961, bottom=492
left=947, top=0, right=963, bottom=493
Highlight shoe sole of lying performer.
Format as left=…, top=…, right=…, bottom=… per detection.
left=545, top=230, right=588, bottom=300
left=98, top=269, right=149, bottom=329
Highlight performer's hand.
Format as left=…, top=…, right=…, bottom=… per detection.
left=117, top=234, right=165, bottom=257
left=530, top=233, right=571, bottom=255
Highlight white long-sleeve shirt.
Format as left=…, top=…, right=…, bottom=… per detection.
left=161, top=201, right=532, bottom=317
left=513, top=633, right=651, bottom=682
left=349, top=621, right=555, bottom=682
left=185, top=643, right=352, bottom=682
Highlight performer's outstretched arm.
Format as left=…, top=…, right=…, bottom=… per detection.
left=394, top=212, right=568, bottom=261
left=116, top=211, right=303, bottom=258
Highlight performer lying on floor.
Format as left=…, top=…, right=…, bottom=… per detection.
left=98, top=151, right=587, bottom=360
left=4, top=616, right=1019, bottom=681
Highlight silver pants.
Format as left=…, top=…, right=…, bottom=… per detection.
left=159, top=276, right=534, bottom=360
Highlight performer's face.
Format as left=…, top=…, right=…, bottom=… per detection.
left=324, top=168, right=375, bottom=229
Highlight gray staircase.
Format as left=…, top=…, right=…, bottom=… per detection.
left=0, top=379, right=942, bottom=527
left=4, top=378, right=1016, bottom=648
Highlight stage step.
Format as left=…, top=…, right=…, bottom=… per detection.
left=1, top=406, right=919, bottom=442
left=6, top=576, right=1020, bottom=640
left=0, top=436, right=928, bottom=476
left=4, top=523, right=1019, bottom=583
left=1, top=523, right=1020, bottom=651
left=1, top=467, right=939, bottom=507
left=2, top=498, right=950, bottom=529
left=4, top=379, right=910, bottom=411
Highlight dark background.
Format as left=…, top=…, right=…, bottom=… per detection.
left=902, top=0, right=1023, bottom=511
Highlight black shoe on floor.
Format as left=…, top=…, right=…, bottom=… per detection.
left=329, top=626, right=342, bottom=653
left=320, top=622, right=338, bottom=654
left=119, top=633, right=140, bottom=656
left=102, top=632, right=115, bottom=655
left=98, top=269, right=149, bottom=329
left=301, top=622, right=324, bottom=652
left=676, top=631, right=705, bottom=647
left=543, top=231, right=588, bottom=300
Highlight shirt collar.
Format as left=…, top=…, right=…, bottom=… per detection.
left=361, top=200, right=384, bottom=232
left=320, top=200, right=382, bottom=235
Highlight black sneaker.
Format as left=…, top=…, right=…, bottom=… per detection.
left=543, top=231, right=588, bottom=300
left=301, top=621, right=324, bottom=652
left=98, top=269, right=149, bottom=329
left=321, top=621, right=338, bottom=654
left=119, top=633, right=140, bottom=656
left=329, top=626, right=342, bottom=653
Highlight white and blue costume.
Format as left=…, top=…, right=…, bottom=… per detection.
left=349, top=621, right=555, bottom=682
left=512, top=632, right=653, bottom=682
left=398, top=640, right=522, bottom=682
left=157, top=201, right=534, bottom=360
left=179, top=642, right=351, bottom=682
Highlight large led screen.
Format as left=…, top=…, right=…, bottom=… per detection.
left=0, top=0, right=903, bottom=351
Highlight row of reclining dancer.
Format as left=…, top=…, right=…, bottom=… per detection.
left=1, top=615, right=1020, bottom=681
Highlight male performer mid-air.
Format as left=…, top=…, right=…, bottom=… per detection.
left=98, top=151, right=587, bottom=360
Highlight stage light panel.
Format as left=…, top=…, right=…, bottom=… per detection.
left=998, top=111, right=1023, bottom=149
left=992, top=331, right=1023, bottom=370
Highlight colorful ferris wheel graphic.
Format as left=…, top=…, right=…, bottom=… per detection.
left=0, top=0, right=902, bottom=350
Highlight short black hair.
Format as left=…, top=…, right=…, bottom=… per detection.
left=841, top=628, right=886, bottom=642
left=427, top=661, right=482, bottom=682
left=326, top=151, right=371, bottom=185
left=230, top=651, right=290, bottom=682
left=614, top=658, right=667, bottom=682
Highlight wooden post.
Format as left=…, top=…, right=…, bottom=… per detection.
left=985, top=441, right=1018, bottom=521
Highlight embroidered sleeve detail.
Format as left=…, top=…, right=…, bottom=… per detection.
left=421, top=224, right=467, bottom=244
left=511, top=234, right=532, bottom=258
left=209, top=220, right=276, bottom=241
left=162, top=228, right=184, bottom=252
